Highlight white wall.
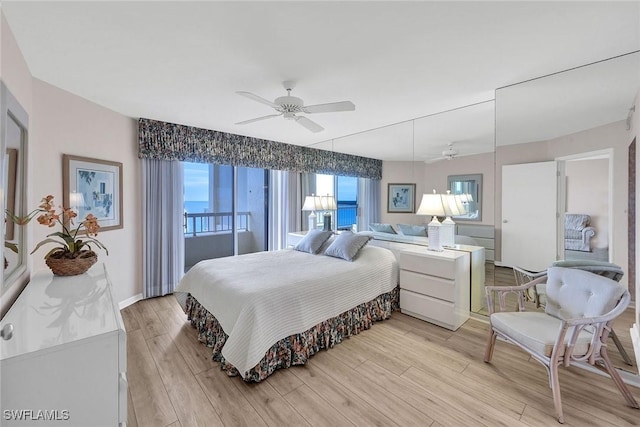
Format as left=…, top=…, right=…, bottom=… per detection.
left=29, top=79, right=142, bottom=305
left=565, top=158, right=609, bottom=249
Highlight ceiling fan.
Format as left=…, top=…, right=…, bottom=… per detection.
left=235, top=81, right=355, bottom=133
left=425, top=143, right=459, bottom=163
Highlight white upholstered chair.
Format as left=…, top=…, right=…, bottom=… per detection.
left=485, top=267, right=639, bottom=424
left=512, top=261, right=634, bottom=365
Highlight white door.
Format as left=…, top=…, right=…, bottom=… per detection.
left=502, top=161, right=558, bottom=271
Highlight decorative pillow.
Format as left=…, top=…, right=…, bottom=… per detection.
left=368, top=223, right=397, bottom=234
left=396, top=223, right=427, bottom=237
left=294, top=229, right=333, bottom=254
left=324, top=231, right=372, bottom=261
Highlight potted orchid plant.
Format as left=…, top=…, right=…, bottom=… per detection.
left=6, top=195, right=108, bottom=275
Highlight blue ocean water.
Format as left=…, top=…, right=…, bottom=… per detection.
left=184, top=200, right=209, bottom=213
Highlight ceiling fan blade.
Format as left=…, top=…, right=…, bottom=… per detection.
left=303, top=101, right=355, bottom=114
left=235, top=113, right=282, bottom=125
left=236, top=91, right=278, bottom=109
left=295, top=116, right=324, bottom=133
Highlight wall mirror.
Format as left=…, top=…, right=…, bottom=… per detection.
left=495, top=51, right=640, bottom=374
left=447, top=173, right=482, bottom=221
left=1, top=82, right=29, bottom=294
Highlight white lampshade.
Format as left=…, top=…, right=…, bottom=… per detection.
left=302, top=195, right=323, bottom=211
left=442, top=193, right=462, bottom=217
left=453, top=194, right=467, bottom=214
left=320, top=195, right=337, bottom=210
left=416, top=191, right=445, bottom=251
left=416, top=192, right=446, bottom=217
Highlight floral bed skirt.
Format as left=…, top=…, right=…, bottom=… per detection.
left=184, top=286, right=400, bottom=382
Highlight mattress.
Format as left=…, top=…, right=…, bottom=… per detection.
left=175, top=245, right=398, bottom=377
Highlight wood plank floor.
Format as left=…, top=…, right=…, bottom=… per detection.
left=122, top=295, right=640, bottom=427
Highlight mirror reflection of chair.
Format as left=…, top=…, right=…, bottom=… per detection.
left=485, top=267, right=639, bottom=424
left=512, top=260, right=634, bottom=366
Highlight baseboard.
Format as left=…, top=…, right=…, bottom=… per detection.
left=119, top=293, right=143, bottom=310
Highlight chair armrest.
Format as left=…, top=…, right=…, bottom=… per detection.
left=555, top=291, right=631, bottom=365
left=485, top=275, right=548, bottom=314
left=581, top=226, right=595, bottom=243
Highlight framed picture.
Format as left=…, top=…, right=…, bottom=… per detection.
left=63, top=154, right=123, bottom=231
left=387, top=183, right=416, bottom=213
left=4, top=148, right=18, bottom=240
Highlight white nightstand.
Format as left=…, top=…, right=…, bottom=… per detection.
left=398, top=246, right=470, bottom=331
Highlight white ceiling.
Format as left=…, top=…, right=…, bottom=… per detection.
left=2, top=1, right=639, bottom=161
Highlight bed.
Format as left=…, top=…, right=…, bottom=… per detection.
left=175, top=242, right=398, bottom=382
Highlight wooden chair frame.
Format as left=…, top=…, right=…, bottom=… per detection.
left=484, top=276, right=639, bottom=424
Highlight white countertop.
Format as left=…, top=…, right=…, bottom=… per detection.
left=0, top=264, right=119, bottom=360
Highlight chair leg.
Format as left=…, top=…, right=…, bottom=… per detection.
left=598, top=349, right=640, bottom=409
left=549, top=362, right=565, bottom=424
left=610, top=329, right=634, bottom=366
left=484, top=329, right=497, bottom=363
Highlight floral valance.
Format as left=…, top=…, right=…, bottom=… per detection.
left=138, top=118, right=382, bottom=180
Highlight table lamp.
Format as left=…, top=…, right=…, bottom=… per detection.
left=302, top=194, right=323, bottom=231
left=320, top=194, right=337, bottom=231
left=441, top=191, right=462, bottom=247
left=416, top=190, right=446, bottom=251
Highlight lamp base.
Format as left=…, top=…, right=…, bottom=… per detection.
left=323, top=212, right=332, bottom=232
left=308, top=212, right=316, bottom=231
left=427, top=216, right=443, bottom=252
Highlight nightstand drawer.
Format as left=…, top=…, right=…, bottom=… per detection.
left=400, top=270, right=455, bottom=302
left=399, top=289, right=457, bottom=327
left=399, top=252, right=457, bottom=279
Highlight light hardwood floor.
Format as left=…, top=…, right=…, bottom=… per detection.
left=122, top=294, right=639, bottom=427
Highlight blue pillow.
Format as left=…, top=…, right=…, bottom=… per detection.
left=396, top=223, right=427, bottom=237
left=294, top=229, right=333, bottom=254
left=324, top=231, right=372, bottom=261
left=368, top=223, right=397, bottom=234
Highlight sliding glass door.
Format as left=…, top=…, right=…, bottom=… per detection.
left=183, top=162, right=268, bottom=269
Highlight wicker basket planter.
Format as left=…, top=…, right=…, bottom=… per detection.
left=45, top=250, right=98, bottom=276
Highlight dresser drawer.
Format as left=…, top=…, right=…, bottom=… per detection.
left=400, top=289, right=457, bottom=328
left=399, top=252, right=457, bottom=279
left=400, top=270, right=455, bottom=302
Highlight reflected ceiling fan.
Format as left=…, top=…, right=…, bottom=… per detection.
left=235, top=81, right=355, bottom=133
left=426, top=143, right=459, bottom=163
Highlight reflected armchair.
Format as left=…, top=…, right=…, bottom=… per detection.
left=485, top=267, right=639, bottom=424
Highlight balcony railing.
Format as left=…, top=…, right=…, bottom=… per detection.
left=336, top=202, right=357, bottom=230
left=184, top=211, right=250, bottom=236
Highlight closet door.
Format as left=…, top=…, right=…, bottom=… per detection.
left=501, top=161, right=558, bottom=271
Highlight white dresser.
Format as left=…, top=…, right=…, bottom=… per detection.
left=0, top=264, right=127, bottom=426
left=398, top=247, right=470, bottom=331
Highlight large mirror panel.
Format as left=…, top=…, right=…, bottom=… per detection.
left=1, top=82, right=29, bottom=295
left=495, top=52, right=640, bottom=372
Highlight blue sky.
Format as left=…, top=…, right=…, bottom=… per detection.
left=184, top=162, right=357, bottom=202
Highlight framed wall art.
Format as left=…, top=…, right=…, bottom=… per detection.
left=387, top=183, right=416, bottom=213
left=63, top=154, right=123, bottom=231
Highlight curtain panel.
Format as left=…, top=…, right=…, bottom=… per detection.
left=142, top=158, right=185, bottom=298
left=138, top=118, right=382, bottom=180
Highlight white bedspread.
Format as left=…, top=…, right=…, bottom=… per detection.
left=175, top=245, right=397, bottom=378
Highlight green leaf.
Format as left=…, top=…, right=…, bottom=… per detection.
left=30, top=238, right=65, bottom=255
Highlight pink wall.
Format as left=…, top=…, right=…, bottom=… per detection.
left=30, top=79, right=142, bottom=305
left=495, top=120, right=630, bottom=285
left=1, top=12, right=32, bottom=316
left=380, top=161, right=426, bottom=227
left=565, top=158, right=609, bottom=249
left=421, top=151, right=495, bottom=226
left=1, top=13, right=142, bottom=311
left=0, top=13, right=31, bottom=113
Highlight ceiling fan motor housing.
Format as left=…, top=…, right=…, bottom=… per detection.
left=275, top=96, right=304, bottom=114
